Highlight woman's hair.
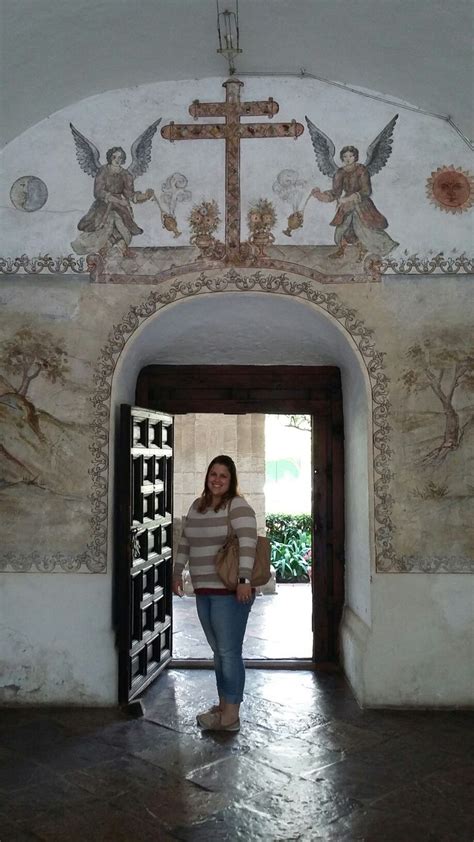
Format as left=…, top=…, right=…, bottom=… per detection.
left=197, top=454, right=240, bottom=512
left=106, top=146, right=126, bottom=164
left=340, top=145, right=359, bottom=161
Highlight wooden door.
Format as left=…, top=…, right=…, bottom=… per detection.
left=312, top=394, right=345, bottom=661
left=136, top=366, right=344, bottom=663
left=117, top=405, right=174, bottom=704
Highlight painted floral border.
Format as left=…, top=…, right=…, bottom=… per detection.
left=0, top=252, right=473, bottom=277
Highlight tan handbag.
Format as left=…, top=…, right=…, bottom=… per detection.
left=216, top=507, right=271, bottom=591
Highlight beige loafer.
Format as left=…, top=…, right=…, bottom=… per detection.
left=195, top=704, right=221, bottom=722
left=196, top=711, right=240, bottom=731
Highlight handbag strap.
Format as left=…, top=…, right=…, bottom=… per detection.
left=226, top=499, right=234, bottom=538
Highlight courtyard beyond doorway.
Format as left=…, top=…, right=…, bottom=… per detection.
left=172, top=583, right=312, bottom=660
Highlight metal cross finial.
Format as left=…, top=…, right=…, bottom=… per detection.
left=216, top=0, right=242, bottom=76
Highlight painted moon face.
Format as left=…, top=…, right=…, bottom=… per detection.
left=10, top=176, right=48, bottom=212
left=426, top=166, right=474, bottom=214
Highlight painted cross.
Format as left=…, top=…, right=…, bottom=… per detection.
left=161, top=79, right=304, bottom=262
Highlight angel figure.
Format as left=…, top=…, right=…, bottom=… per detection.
left=70, top=119, right=161, bottom=256
left=306, top=115, right=399, bottom=260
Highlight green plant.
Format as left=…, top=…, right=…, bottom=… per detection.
left=265, top=513, right=312, bottom=581
left=266, top=513, right=312, bottom=543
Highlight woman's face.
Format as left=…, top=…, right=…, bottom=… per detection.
left=207, top=463, right=231, bottom=498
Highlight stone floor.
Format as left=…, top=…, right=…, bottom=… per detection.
left=173, top=584, right=313, bottom=660
left=0, top=668, right=473, bottom=841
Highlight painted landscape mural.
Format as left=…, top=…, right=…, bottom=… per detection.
left=0, top=324, right=93, bottom=570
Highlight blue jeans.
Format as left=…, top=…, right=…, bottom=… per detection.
left=196, top=593, right=255, bottom=704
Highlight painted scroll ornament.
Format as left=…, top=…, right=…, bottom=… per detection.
left=426, top=166, right=474, bottom=214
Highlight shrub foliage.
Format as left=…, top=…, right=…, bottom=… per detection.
left=265, top=513, right=312, bottom=581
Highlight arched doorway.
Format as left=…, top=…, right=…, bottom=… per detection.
left=104, top=278, right=376, bottom=702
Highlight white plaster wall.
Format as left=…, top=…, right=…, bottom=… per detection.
left=341, top=360, right=373, bottom=624
left=341, top=578, right=474, bottom=709
left=363, top=576, right=474, bottom=707
left=1, top=76, right=472, bottom=257
left=0, top=575, right=116, bottom=705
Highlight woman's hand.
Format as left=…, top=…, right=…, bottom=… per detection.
left=172, top=577, right=184, bottom=597
left=236, top=583, right=252, bottom=604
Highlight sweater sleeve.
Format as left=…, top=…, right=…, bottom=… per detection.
left=173, top=513, right=190, bottom=578
left=229, top=496, right=257, bottom=579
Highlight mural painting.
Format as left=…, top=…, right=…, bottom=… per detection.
left=247, top=199, right=276, bottom=256
left=188, top=199, right=224, bottom=259
left=10, top=176, right=48, bottom=212
left=426, top=166, right=474, bottom=214
left=2, top=78, right=473, bottom=284
left=156, top=173, right=191, bottom=237
left=70, top=119, right=162, bottom=256
left=160, top=78, right=304, bottom=263
left=273, top=169, right=310, bottom=237
left=400, top=337, right=474, bottom=464
left=390, top=332, right=474, bottom=570
left=0, top=326, right=92, bottom=570
left=305, top=115, right=399, bottom=260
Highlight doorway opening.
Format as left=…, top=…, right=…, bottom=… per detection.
left=134, top=364, right=344, bottom=669
left=171, top=412, right=313, bottom=661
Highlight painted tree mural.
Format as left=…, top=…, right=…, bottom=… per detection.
left=401, top=338, right=474, bottom=463
left=0, top=327, right=68, bottom=398
left=0, top=327, right=83, bottom=495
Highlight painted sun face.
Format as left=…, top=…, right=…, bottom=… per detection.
left=426, top=166, right=474, bottom=214
left=207, top=464, right=231, bottom=498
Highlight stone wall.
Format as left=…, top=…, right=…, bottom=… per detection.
left=173, top=413, right=266, bottom=556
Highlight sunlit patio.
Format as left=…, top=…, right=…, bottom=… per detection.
left=172, top=582, right=313, bottom=660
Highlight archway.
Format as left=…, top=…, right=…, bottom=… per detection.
left=95, top=268, right=386, bottom=694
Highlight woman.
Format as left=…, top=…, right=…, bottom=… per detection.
left=173, top=455, right=257, bottom=732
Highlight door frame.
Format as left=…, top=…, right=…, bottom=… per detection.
left=136, top=365, right=345, bottom=663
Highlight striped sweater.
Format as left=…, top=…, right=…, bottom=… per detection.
left=174, top=496, right=257, bottom=591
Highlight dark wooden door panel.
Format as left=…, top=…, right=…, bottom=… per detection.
left=137, top=365, right=342, bottom=413
left=117, top=406, right=173, bottom=704
left=135, top=365, right=344, bottom=664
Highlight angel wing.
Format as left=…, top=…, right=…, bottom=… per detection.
left=128, top=118, right=161, bottom=179
left=305, top=116, right=338, bottom=178
left=70, top=123, right=101, bottom=177
left=365, top=115, right=398, bottom=177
